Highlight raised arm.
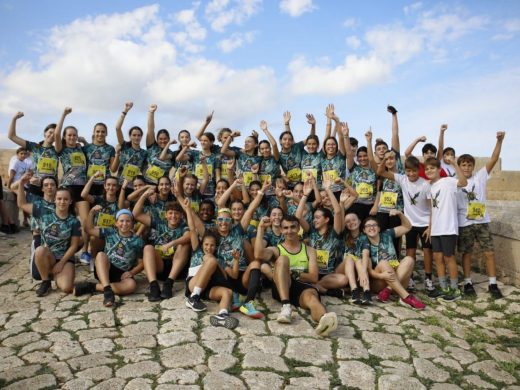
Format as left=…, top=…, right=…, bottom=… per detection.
left=254, top=217, right=278, bottom=261
left=198, top=156, right=210, bottom=195
left=146, top=104, right=157, bottom=148
left=342, top=122, right=355, bottom=170
left=159, top=139, right=176, bottom=161
left=445, top=155, right=467, bottom=187
left=111, top=143, right=121, bottom=173
left=182, top=198, right=200, bottom=251
left=17, top=173, right=33, bottom=214
left=325, top=182, right=344, bottom=235
left=86, top=205, right=103, bottom=238
left=306, top=113, right=316, bottom=137
left=365, top=128, right=378, bottom=171
left=81, top=172, right=101, bottom=204
left=132, top=188, right=154, bottom=227
left=195, top=111, right=214, bottom=141
left=220, top=131, right=240, bottom=157
left=390, top=209, right=412, bottom=238
left=376, top=154, right=396, bottom=181
left=436, top=124, right=448, bottom=160
left=404, top=136, right=427, bottom=158
left=216, top=178, right=241, bottom=209
left=260, top=120, right=280, bottom=161
left=324, top=104, right=334, bottom=142
left=8, top=112, right=27, bottom=147
left=54, top=107, right=72, bottom=153
left=387, top=105, right=400, bottom=152
left=294, top=179, right=313, bottom=232
left=340, top=185, right=358, bottom=211
left=240, top=180, right=269, bottom=230
left=118, top=180, right=129, bottom=210
left=115, top=102, right=133, bottom=145
left=283, top=111, right=292, bottom=133
left=486, top=132, right=505, bottom=174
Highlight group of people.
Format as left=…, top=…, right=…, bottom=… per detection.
left=5, top=102, right=505, bottom=336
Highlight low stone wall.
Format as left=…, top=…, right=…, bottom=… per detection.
left=1, top=188, right=20, bottom=227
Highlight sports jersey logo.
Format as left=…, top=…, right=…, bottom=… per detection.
left=116, top=243, right=125, bottom=257
left=432, top=190, right=441, bottom=208
left=408, top=191, right=420, bottom=205
left=462, top=185, right=478, bottom=201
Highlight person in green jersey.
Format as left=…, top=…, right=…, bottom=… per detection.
left=255, top=215, right=338, bottom=337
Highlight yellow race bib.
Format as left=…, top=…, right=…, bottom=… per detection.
left=195, top=163, right=213, bottom=180
left=37, top=158, right=57, bottom=175
left=316, top=249, right=330, bottom=269
left=220, top=163, right=229, bottom=179
left=87, top=165, right=106, bottom=179
left=155, top=244, right=174, bottom=258
left=145, top=165, right=165, bottom=181
left=160, top=210, right=167, bottom=221
left=190, top=201, right=199, bottom=213
left=250, top=219, right=259, bottom=228
left=302, top=168, right=318, bottom=180
left=467, top=202, right=486, bottom=220
left=287, top=168, right=302, bottom=182
left=243, top=172, right=254, bottom=187
left=356, top=183, right=373, bottom=199
left=122, top=164, right=140, bottom=181
left=97, top=213, right=116, bottom=228
left=323, top=170, right=338, bottom=182
left=380, top=191, right=398, bottom=209
left=259, top=174, right=272, bottom=186
left=388, top=259, right=400, bottom=269
left=70, top=152, right=86, bottom=167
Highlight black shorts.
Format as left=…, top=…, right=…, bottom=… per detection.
left=27, top=183, right=43, bottom=198
left=89, top=184, right=104, bottom=196
left=272, top=277, right=319, bottom=307
left=185, top=267, right=230, bottom=299
left=94, top=263, right=126, bottom=283
left=431, top=235, right=457, bottom=257
left=405, top=226, right=432, bottom=250
left=227, top=270, right=248, bottom=295
left=156, top=257, right=173, bottom=281
left=31, top=254, right=75, bottom=280
left=66, top=185, right=84, bottom=203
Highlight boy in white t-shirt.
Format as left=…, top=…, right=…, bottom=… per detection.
left=457, top=132, right=505, bottom=299
left=425, top=156, right=467, bottom=301
left=437, top=124, right=457, bottom=177
left=376, top=155, right=438, bottom=295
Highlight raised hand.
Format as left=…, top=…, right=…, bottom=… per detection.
left=124, top=102, right=134, bottom=112
left=231, top=130, right=241, bottom=138
left=444, top=155, right=455, bottom=165
left=205, top=110, right=214, bottom=124
left=251, top=130, right=258, bottom=139
left=14, top=111, right=24, bottom=120
left=303, top=178, right=313, bottom=196
left=365, top=128, right=373, bottom=143
left=325, top=104, right=335, bottom=119
left=259, top=120, right=268, bottom=132
left=283, top=111, right=291, bottom=124
left=440, top=124, right=448, bottom=132
left=64, top=107, right=72, bottom=115
left=251, top=164, right=259, bottom=174
left=283, top=189, right=293, bottom=199
left=497, top=131, right=505, bottom=141
left=387, top=105, right=398, bottom=115
left=260, top=216, right=271, bottom=228
left=306, top=113, right=316, bottom=125
left=341, top=122, right=350, bottom=138
left=227, top=158, right=236, bottom=170
left=419, top=136, right=427, bottom=142
left=149, top=104, right=158, bottom=113
left=91, top=205, right=102, bottom=214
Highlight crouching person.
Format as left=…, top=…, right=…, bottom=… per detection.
left=74, top=208, right=144, bottom=307
left=255, top=215, right=338, bottom=337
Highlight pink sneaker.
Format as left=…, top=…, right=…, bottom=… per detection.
left=400, top=294, right=426, bottom=310
left=377, top=287, right=391, bottom=302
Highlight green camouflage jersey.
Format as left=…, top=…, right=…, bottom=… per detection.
left=308, top=227, right=343, bottom=274
left=279, top=141, right=305, bottom=185
left=144, top=143, right=173, bottom=184
left=59, top=145, right=87, bottom=186
left=118, top=143, right=147, bottom=186
left=217, top=224, right=248, bottom=270
left=99, top=228, right=144, bottom=271
left=83, top=143, right=115, bottom=185
left=26, top=141, right=59, bottom=179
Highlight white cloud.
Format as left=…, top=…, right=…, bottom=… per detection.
left=418, top=14, right=488, bottom=43
left=279, top=0, right=316, bottom=18
left=504, top=18, right=520, bottom=32
left=205, top=0, right=262, bottom=32
left=404, top=2, right=422, bottom=15
left=0, top=4, right=277, bottom=145
left=365, top=25, right=423, bottom=64
left=345, top=35, right=361, bottom=49
left=343, top=18, right=358, bottom=29
left=218, top=31, right=255, bottom=53
left=171, top=4, right=207, bottom=54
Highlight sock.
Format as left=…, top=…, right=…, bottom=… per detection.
left=281, top=299, right=290, bottom=305
left=219, top=308, right=228, bottom=315
left=245, top=269, right=261, bottom=303
left=464, top=278, right=472, bottom=285
left=150, top=280, right=159, bottom=288
left=450, top=278, right=458, bottom=289
left=103, top=285, right=112, bottom=292
left=425, top=273, right=432, bottom=280
left=438, top=277, right=447, bottom=289
left=191, top=286, right=202, bottom=297
left=165, top=277, right=174, bottom=285
left=489, top=277, right=497, bottom=285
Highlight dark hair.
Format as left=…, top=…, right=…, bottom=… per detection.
left=165, top=201, right=184, bottom=214
left=157, top=129, right=170, bottom=142
left=457, top=154, right=475, bottom=166
left=362, top=216, right=379, bottom=230
left=357, top=146, right=368, bottom=157
left=41, top=176, right=58, bottom=187
left=16, top=147, right=27, bottom=154
left=269, top=206, right=284, bottom=216
left=443, top=147, right=455, bottom=156
left=202, top=230, right=219, bottom=246
left=62, top=126, right=78, bottom=144
left=125, top=126, right=143, bottom=148
left=216, top=178, right=230, bottom=188
left=249, top=180, right=262, bottom=189
left=279, top=131, right=293, bottom=142
left=405, top=156, right=420, bottom=170
left=200, top=199, right=216, bottom=213
left=178, top=129, right=190, bottom=140
left=159, top=176, right=172, bottom=185
left=349, top=137, right=358, bottom=147
left=422, top=143, right=437, bottom=155
left=281, top=214, right=300, bottom=225
left=56, top=186, right=75, bottom=215
left=231, top=199, right=245, bottom=208
left=305, top=135, right=320, bottom=146
left=323, top=136, right=338, bottom=155
left=424, top=157, right=440, bottom=169
left=259, top=140, right=271, bottom=150
left=133, top=175, right=146, bottom=184
left=104, top=175, right=119, bottom=185
left=375, top=140, right=388, bottom=149
left=316, top=207, right=333, bottom=229
left=44, top=123, right=56, bottom=134
left=202, top=132, right=215, bottom=143
left=246, top=134, right=259, bottom=155
left=217, top=128, right=232, bottom=143
left=93, top=122, right=108, bottom=133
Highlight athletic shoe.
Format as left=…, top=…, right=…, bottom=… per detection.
left=74, top=281, right=96, bottom=296
left=239, top=301, right=264, bottom=319
left=427, top=287, right=443, bottom=298
left=79, top=252, right=92, bottom=265
left=103, top=287, right=115, bottom=307
left=377, top=287, right=391, bottom=303
left=231, top=292, right=241, bottom=312
left=326, top=288, right=345, bottom=299
left=148, top=282, right=162, bottom=302
left=315, top=312, right=338, bottom=337
left=350, top=287, right=362, bottom=305
left=450, top=288, right=462, bottom=301
left=463, top=283, right=477, bottom=297
left=36, top=280, right=52, bottom=297
left=161, top=279, right=173, bottom=300
left=400, top=294, right=426, bottom=310
left=277, top=304, right=292, bottom=324
left=489, top=284, right=503, bottom=299
left=407, top=278, right=416, bottom=293
left=425, top=278, right=435, bottom=292
left=361, top=290, right=372, bottom=306
left=210, top=313, right=239, bottom=330
left=387, top=105, right=398, bottom=115
left=186, top=295, right=207, bottom=312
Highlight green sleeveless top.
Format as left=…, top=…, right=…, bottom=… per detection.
left=277, top=243, right=309, bottom=272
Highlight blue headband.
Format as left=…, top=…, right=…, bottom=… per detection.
left=116, top=209, right=133, bottom=220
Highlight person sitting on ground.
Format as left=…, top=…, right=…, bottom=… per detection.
left=254, top=214, right=338, bottom=337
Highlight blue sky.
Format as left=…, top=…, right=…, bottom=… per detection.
left=1, top=0, right=519, bottom=169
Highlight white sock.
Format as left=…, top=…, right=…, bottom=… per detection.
left=489, top=277, right=497, bottom=285
left=219, top=309, right=228, bottom=315
left=191, top=286, right=202, bottom=297
left=464, top=278, right=472, bottom=285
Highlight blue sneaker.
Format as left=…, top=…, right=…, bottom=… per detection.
left=239, top=301, right=264, bottom=319
left=79, top=252, right=92, bottom=265
left=231, top=292, right=241, bottom=312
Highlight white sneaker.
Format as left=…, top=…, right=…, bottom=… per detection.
left=315, top=312, right=338, bottom=337
left=425, top=278, right=434, bottom=291
left=277, top=304, right=292, bottom=324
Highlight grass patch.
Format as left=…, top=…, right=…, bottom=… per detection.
left=497, top=361, right=519, bottom=378
left=464, top=327, right=495, bottom=345
left=422, top=315, right=442, bottom=327
left=431, top=333, right=451, bottom=349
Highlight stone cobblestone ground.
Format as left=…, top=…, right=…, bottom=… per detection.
left=1, top=230, right=519, bottom=389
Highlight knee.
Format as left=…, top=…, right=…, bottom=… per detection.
left=203, top=254, right=218, bottom=264
left=275, top=255, right=289, bottom=267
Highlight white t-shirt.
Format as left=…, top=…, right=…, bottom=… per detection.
left=8, top=156, right=33, bottom=182
left=457, top=167, right=490, bottom=227
left=428, top=177, right=460, bottom=236
left=441, top=161, right=457, bottom=178
left=394, top=174, right=431, bottom=227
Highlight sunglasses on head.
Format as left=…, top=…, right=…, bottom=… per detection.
left=217, top=217, right=232, bottom=223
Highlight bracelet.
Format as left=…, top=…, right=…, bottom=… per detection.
left=122, top=111, right=127, bottom=116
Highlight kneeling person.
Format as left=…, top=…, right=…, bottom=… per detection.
left=255, top=215, right=338, bottom=337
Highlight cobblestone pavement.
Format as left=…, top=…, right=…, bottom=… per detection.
left=0, top=230, right=519, bottom=389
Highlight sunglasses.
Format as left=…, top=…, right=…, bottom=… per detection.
left=364, top=223, right=379, bottom=229
left=217, top=217, right=232, bottom=223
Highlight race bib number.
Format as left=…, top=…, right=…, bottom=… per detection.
left=87, top=165, right=106, bottom=180
left=388, top=259, right=400, bottom=269
left=155, top=244, right=174, bottom=258
left=190, top=201, right=199, bottom=213
left=467, top=202, right=486, bottom=220
left=97, top=213, right=116, bottom=228
left=303, top=168, right=318, bottom=180
left=122, top=164, right=140, bottom=181
left=287, top=168, right=302, bottom=182
left=316, top=249, right=330, bottom=270
left=37, top=158, right=57, bottom=175
left=70, top=152, right=86, bottom=167
left=220, top=163, right=229, bottom=179
left=356, top=183, right=373, bottom=199
left=145, top=165, right=165, bottom=182
left=195, top=163, right=213, bottom=180
left=259, top=174, right=272, bottom=186
left=160, top=211, right=166, bottom=221
left=249, top=219, right=259, bottom=228
left=243, top=172, right=254, bottom=187
left=380, top=191, right=398, bottom=209
left=323, top=170, right=338, bottom=182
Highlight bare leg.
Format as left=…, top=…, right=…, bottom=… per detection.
left=483, top=251, right=497, bottom=278
left=168, top=244, right=190, bottom=280
left=34, top=246, right=54, bottom=280
left=395, top=256, right=415, bottom=288
left=55, top=262, right=75, bottom=294
left=90, top=237, right=105, bottom=259
left=462, top=253, right=472, bottom=278
left=143, top=245, right=164, bottom=282
left=317, top=273, right=348, bottom=291
left=273, top=256, right=291, bottom=301
left=76, top=201, right=91, bottom=254
left=299, top=289, right=326, bottom=322
left=188, top=255, right=219, bottom=292
left=208, top=286, right=233, bottom=312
